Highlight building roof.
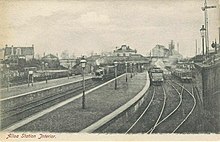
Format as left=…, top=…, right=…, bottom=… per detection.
left=42, top=54, right=59, bottom=60
left=96, top=55, right=150, bottom=65
left=154, top=45, right=169, bottom=51
left=114, top=45, right=136, bottom=53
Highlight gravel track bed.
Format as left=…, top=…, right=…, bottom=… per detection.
left=126, top=86, right=164, bottom=133
left=0, top=75, right=92, bottom=99
left=153, top=79, right=196, bottom=133
left=97, top=87, right=154, bottom=133
left=1, top=80, right=102, bottom=130
left=158, top=81, right=180, bottom=123
left=93, top=75, right=202, bottom=134
left=175, top=83, right=201, bottom=133
left=16, top=73, right=146, bottom=132
left=151, top=83, right=184, bottom=133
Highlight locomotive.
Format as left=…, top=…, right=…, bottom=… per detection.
left=148, top=67, right=164, bottom=85
left=93, top=66, right=115, bottom=80
left=93, top=63, right=125, bottom=80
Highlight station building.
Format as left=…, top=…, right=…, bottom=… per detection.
left=113, top=45, right=137, bottom=57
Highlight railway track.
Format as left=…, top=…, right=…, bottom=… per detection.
left=125, top=87, right=156, bottom=133
left=0, top=80, right=104, bottom=130
left=120, top=79, right=197, bottom=133
left=125, top=85, right=166, bottom=133
left=147, top=86, right=166, bottom=133
left=171, top=81, right=197, bottom=133
left=146, top=81, right=183, bottom=133
left=148, top=81, right=196, bottom=133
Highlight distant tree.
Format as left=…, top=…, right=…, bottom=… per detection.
left=35, top=53, right=42, bottom=60
left=70, top=53, right=75, bottom=59
left=90, top=51, right=94, bottom=56
left=61, top=50, right=69, bottom=59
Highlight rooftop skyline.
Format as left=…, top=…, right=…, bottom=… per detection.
left=0, top=0, right=219, bottom=57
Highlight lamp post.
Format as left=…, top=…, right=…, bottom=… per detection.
left=141, top=65, right=144, bottom=72
left=125, top=61, right=128, bottom=82
left=114, top=61, right=118, bottom=90
left=68, top=65, right=70, bottom=79
left=28, top=68, right=30, bottom=87
left=134, top=63, right=137, bottom=75
left=81, top=57, right=87, bottom=109
left=42, top=61, right=45, bottom=83
left=133, top=62, right=136, bottom=76
left=200, top=25, right=206, bottom=56
left=28, top=70, right=34, bottom=87
left=6, top=64, right=10, bottom=91
left=130, top=62, right=133, bottom=78
left=45, top=63, right=48, bottom=83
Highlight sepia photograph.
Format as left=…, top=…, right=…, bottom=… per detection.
left=0, top=0, right=219, bottom=141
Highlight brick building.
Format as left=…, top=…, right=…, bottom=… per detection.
left=113, top=45, right=137, bottom=57
left=4, top=44, right=34, bottom=60
left=151, top=44, right=170, bottom=57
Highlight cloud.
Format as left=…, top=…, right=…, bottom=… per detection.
left=78, top=12, right=110, bottom=26
left=0, top=0, right=219, bottom=57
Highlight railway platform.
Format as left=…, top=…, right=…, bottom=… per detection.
left=5, top=72, right=149, bottom=132
left=0, top=75, right=93, bottom=100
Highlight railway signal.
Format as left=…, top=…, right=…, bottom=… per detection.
left=201, top=0, right=216, bottom=56
left=211, top=39, right=218, bottom=53
left=80, top=56, right=87, bottom=109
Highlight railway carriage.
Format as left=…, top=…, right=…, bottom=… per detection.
left=171, top=68, right=192, bottom=82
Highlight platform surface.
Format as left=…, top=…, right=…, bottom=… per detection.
left=0, top=75, right=93, bottom=99
left=9, top=72, right=149, bottom=132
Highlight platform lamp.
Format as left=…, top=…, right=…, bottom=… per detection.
left=80, top=56, right=87, bottom=109
left=134, top=62, right=136, bottom=75
left=114, top=61, right=118, bottom=90
left=6, top=64, right=10, bottom=91
left=45, top=62, right=48, bottom=83
left=130, top=62, right=133, bottom=78
left=125, top=61, right=128, bottom=82
left=200, top=25, right=206, bottom=56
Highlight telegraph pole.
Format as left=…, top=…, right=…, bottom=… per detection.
left=219, top=27, right=220, bottom=52
left=202, top=0, right=216, bottom=56
left=177, top=42, right=179, bottom=53
left=195, top=39, right=198, bottom=55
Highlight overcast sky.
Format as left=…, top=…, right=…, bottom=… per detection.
left=0, top=0, right=219, bottom=57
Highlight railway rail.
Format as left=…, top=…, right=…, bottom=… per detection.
left=146, top=81, right=183, bottom=133
left=125, top=87, right=156, bottom=133
left=125, top=86, right=165, bottom=133
left=147, top=86, right=166, bottom=133
left=171, top=81, right=197, bottom=133
left=0, top=80, right=104, bottom=130
left=122, top=79, right=197, bottom=133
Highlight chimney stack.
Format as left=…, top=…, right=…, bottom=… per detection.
left=218, top=27, right=220, bottom=52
